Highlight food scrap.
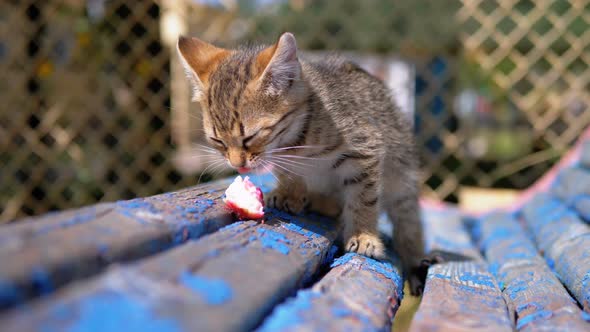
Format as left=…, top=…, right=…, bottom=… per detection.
left=223, top=176, right=265, bottom=220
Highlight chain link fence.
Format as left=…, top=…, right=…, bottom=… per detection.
left=1, top=0, right=588, bottom=222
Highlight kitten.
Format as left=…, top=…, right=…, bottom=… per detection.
left=177, top=32, right=428, bottom=294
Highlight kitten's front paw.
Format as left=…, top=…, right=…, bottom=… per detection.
left=266, top=189, right=308, bottom=214
left=345, top=233, right=385, bottom=259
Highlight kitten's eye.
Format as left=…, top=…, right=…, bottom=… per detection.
left=243, top=129, right=272, bottom=148
left=209, top=137, right=226, bottom=149
left=242, top=133, right=258, bottom=148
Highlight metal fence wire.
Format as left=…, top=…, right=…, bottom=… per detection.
left=1, top=0, right=588, bottom=222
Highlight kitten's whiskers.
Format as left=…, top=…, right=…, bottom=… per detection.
left=261, top=161, right=281, bottom=186
left=263, top=159, right=304, bottom=178
left=266, top=156, right=310, bottom=168
left=197, top=159, right=226, bottom=184
left=266, top=145, right=325, bottom=153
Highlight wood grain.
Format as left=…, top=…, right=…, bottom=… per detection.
left=0, top=179, right=239, bottom=309
left=522, top=193, right=590, bottom=313
left=410, top=208, right=512, bottom=332
left=257, top=253, right=403, bottom=332
left=0, top=211, right=340, bottom=332
left=478, top=212, right=589, bottom=330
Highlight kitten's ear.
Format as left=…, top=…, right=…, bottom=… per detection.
left=177, top=36, right=229, bottom=102
left=256, top=32, right=301, bottom=96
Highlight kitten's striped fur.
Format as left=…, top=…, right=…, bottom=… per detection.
left=178, top=33, right=427, bottom=294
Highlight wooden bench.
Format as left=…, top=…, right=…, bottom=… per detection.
left=0, top=130, right=589, bottom=331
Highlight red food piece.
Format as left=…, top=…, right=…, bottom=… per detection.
left=223, top=176, right=264, bottom=220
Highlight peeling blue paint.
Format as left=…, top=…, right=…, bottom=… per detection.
left=282, top=222, right=319, bottom=239
left=179, top=272, right=233, bottom=305
left=116, top=199, right=159, bottom=225
left=0, top=279, right=22, bottom=307
left=256, top=228, right=291, bottom=255
left=431, top=273, right=452, bottom=280
left=479, top=228, right=512, bottom=251
left=508, top=283, right=528, bottom=300
left=258, top=291, right=319, bottom=332
left=459, top=272, right=495, bottom=288
left=331, top=253, right=403, bottom=291
left=331, top=306, right=352, bottom=317
left=503, top=252, right=534, bottom=260
left=31, top=266, right=53, bottom=295
left=324, top=245, right=339, bottom=264
left=60, top=291, right=181, bottom=332
left=582, top=311, right=590, bottom=322
left=330, top=253, right=355, bottom=268
left=516, top=302, right=542, bottom=312
left=516, top=309, right=553, bottom=329
left=488, top=263, right=500, bottom=278
left=546, top=257, right=555, bottom=270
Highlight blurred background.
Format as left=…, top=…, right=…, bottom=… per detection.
left=1, top=0, right=588, bottom=222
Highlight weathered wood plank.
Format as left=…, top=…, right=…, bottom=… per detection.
left=411, top=261, right=512, bottom=332
left=257, top=253, right=403, bottom=332
left=0, top=211, right=339, bottom=332
left=0, top=180, right=236, bottom=309
left=581, top=141, right=590, bottom=168
left=522, top=193, right=590, bottom=312
left=409, top=207, right=513, bottom=332
left=477, top=212, right=589, bottom=330
left=551, top=167, right=590, bottom=222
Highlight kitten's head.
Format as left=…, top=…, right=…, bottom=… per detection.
left=177, top=32, right=309, bottom=174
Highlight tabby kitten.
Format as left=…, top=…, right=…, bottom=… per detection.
left=177, top=33, right=427, bottom=294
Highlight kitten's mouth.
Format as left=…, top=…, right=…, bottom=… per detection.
left=236, top=165, right=272, bottom=175
left=237, top=167, right=251, bottom=174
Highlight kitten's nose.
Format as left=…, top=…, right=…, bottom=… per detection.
left=228, top=149, right=247, bottom=169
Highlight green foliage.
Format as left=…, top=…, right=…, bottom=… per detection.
left=242, top=0, right=460, bottom=55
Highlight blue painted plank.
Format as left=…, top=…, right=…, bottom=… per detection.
left=411, top=261, right=512, bottom=332
left=257, top=253, right=403, bottom=332
left=477, top=212, right=589, bottom=330
left=522, top=193, right=590, bottom=312
left=410, top=207, right=513, bottom=332
left=551, top=167, right=590, bottom=221
left=0, top=212, right=340, bottom=332
left=0, top=180, right=237, bottom=309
